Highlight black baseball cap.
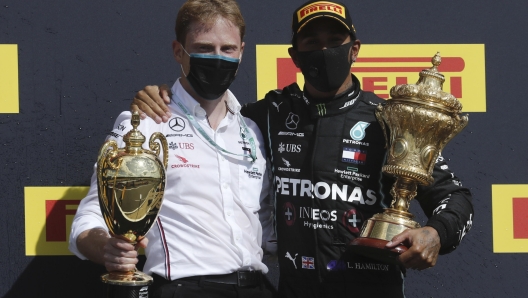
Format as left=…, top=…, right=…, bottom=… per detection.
left=291, top=1, right=356, bottom=43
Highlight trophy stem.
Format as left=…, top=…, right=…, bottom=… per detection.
left=389, top=177, right=417, bottom=215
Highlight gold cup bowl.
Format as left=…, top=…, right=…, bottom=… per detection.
left=97, top=112, right=168, bottom=286
left=349, top=53, right=468, bottom=264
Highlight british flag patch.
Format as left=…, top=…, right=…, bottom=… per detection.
left=302, top=256, right=315, bottom=269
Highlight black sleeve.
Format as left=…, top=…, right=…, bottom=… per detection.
left=241, top=99, right=269, bottom=132
left=415, top=155, right=474, bottom=254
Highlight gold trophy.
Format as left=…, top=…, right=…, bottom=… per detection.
left=97, top=111, right=168, bottom=296
left=349, top=53, right=468, bottom=264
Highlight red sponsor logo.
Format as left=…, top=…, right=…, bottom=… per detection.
left=175, top=155, right=188, bottom=163
left=180, top=143, right=194, bottom=150
left=276, top=56, right=465, bottom=99
left=283, top=202, right=296, bottom=226
left=172, top=154, right=200, bottom=168
left=513, top=198, right=528, bottom=239
left=298, top=2, right=345, bottom=21
left=343, top=208, right=363, bottom=234
left=45, top=200, right=80, bottom=241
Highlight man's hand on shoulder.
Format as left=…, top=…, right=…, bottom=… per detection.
left=131, top=84, right=172, bottom=124
left=386, top=226, right=441, bottom=270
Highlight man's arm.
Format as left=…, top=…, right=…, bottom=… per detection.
left=386, top=154, right=473, bottom=270
left=76, top=227, right=147, bottom=272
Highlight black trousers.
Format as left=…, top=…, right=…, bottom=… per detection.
left=150, top=274, right=277, bottom=298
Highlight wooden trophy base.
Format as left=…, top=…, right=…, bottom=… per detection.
left=348, top=237, right=408, bottom=265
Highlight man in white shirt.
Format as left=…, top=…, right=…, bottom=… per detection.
left=69, top=1, right=274, bottom=297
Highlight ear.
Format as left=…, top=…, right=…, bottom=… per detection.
left=173, top=40, right=184, bottom=63
left=350, top=39, right=361, bottom=62
left=239, top=41, right=245, bottom=63
left=288, top=47, right=300, bottom=68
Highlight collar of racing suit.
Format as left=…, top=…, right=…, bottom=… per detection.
left=303, top=74, right=362, bottom=119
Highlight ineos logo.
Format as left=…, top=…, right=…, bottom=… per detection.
left=169, top=117, right=186, bottom=132
left=285, top=112, right=299, bottom=130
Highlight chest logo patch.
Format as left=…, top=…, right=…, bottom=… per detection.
left=350, top=121, right=370, bottom=141
left=283, top=202, right=296, bottom=226
left=285, top=112, right=300, bottom=130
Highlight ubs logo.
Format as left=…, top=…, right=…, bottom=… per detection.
left=278, top=143, right=301, bottom=153
left=285, top=112, right=299, bottom=130
left=169, top=117, right=186, bottom=132
left=169, top=142, right=194, bottom=150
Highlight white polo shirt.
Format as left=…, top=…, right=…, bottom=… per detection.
left=69, top=79, right=273, bottom=280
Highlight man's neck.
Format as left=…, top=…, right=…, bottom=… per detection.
left=303, top=75, right=354, bottom=101
left=181, top=77, right=228, bottom=130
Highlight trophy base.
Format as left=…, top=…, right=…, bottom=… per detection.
left=101, top=271, right=153, bottom=286
left=348, top=237, right=407, bottom=265
left=102, top=271, right=152, bottom=298
left=348, top=209, right=421, bottom=264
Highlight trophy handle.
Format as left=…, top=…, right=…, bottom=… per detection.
left=439, top=114, right=469, bottom=150
left=149, top=132, right=169, bottom=169
left=375, top=104, right=390, bottom=149
left=97, top=140, right=120, bottom=171
left=96, top=140, right=122, bottom=237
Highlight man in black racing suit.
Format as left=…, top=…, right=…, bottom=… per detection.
left=240, top=1, right=473, bottom=297
left=241, top=74, right=473, bottom=297
left=131, top=1, right=474, bottom=297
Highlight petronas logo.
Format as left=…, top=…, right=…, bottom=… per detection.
left=316, top=103, right=326, bottom=116
left=350, top=121, right=370, bottom=141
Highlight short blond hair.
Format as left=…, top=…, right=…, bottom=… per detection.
left=175, top=0, right=246, bottom=45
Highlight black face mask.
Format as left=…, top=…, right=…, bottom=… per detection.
left=296, top=42, right=354, bottom=93
left=182, top=50, right=240, bottom=100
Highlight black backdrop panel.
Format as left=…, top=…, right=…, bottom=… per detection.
left=1, top=0, right=527, bottom=297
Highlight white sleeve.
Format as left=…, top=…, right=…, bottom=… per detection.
left=68, top=169, right=107, bottom=260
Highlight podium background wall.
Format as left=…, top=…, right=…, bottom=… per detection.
left=1, top=0, right=527, bottom=297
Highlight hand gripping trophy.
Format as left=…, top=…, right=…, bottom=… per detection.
left=97, top=112, right=168, bottom=297
left=349, top=53, right=468, bottom=264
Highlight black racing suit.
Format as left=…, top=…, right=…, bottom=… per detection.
left=241, top=75, right=473, bottom=298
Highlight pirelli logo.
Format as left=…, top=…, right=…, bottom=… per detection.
left=256, top=44, right=486, bottom=112
left=0, top=44, right=19, bottom=113
left=24, top=187, right=88, bottom=256
left=492, top=185, right=528, bottom=253
left=297, top=1, right=345, bottom=22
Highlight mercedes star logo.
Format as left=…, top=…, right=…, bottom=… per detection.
left=169, top=117, right=186, bottom=132
left=285, top=112, right=299, bottom=130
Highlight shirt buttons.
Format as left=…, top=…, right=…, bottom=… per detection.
left=222, top=183, right=228, bottom=189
